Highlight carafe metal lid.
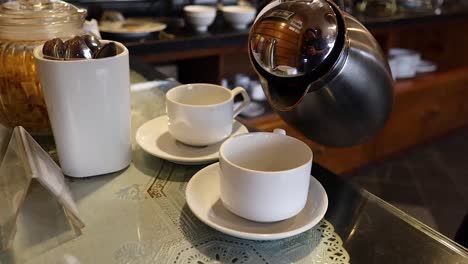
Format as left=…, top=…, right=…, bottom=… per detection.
left=249, top=0, right=341, bottom=78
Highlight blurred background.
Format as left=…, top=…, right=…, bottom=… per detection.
left=0, top=0, right=466, bottom=244
left=71, top=0, right=468, bottom=244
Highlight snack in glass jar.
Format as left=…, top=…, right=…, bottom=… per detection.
left=0, top=0, right=86, bottom=134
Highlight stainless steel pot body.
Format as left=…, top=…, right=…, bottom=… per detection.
left=277, top=13, right=394, bottom=146
left=249, top=0, right=394, bottom=147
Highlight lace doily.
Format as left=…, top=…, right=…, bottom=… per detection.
left=170, top=219, right=350, bottom=264
left=112, top=161, right=351, bottom=264
left=314, top=220, right=350, bottom=263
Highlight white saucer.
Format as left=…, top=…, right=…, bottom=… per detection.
left=136, top=115, right=248, bottom=165
left=186, top=163, right=328, bottom=240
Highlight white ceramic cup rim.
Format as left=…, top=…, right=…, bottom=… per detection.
left=184, top=5, right=216, bottom=12
left=33, top=40, right=128, bottom=64
left=220, top=132, right=313, bottom=174
left=222, top=6, right=256, bottom=13
left=166, top=83, right=237, bottom=108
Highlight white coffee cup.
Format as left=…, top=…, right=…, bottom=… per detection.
left=34, top=41, right=131, bottom=177
left=166, top=83, right=250, bottom=146
left=219, top=129, right=313, bottom=222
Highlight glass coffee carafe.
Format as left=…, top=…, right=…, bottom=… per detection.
left=0, top=0, right=86, bottom=134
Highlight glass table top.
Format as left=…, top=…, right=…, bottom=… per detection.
left=0, top=60, right=467, bottom=263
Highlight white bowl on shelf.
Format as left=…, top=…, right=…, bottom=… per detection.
left=416, top=60, right=437, bottom=74
left=184, top=5, right=217, bottom=32
left=388, top=48, right=421, bottom=79
left=222, top=5, right=256, bottom=30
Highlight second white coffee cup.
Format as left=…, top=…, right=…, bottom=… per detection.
left=219, top=129, right=313, bottom=222
left=166, top=83, right=250, bottom=146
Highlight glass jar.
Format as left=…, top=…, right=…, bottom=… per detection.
left=0, top=0, right=86, bottom=134
left=355, top=0, right=397, bottom=18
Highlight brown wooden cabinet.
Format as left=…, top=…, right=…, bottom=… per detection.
left=376, top=69, right=468, bottom=157
left=240, top=68, right=468, bottom=174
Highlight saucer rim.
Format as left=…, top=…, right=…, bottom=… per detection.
left=185, top=163, right=329, bottom=241
left=135, top=115, right=248, bottom=164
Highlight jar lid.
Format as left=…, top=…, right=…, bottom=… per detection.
left=249, top=0, right=341, bottom=77
left=0, top=0, right=86, bottom=40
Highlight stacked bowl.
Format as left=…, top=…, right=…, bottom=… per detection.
left=222, top=6, right=256, bottom=30
left=184, top=5, right=217, bottom=32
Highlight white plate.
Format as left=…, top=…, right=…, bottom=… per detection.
left=99, top=19, right=166, bottom=37
left=416, top=60, right=437, bottom=73
left=136, top=115, right=248, bottom=165
left=185, top=163, right=328, bottom=240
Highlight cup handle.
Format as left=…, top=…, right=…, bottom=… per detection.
left=231, top=86, right=251, bottom=118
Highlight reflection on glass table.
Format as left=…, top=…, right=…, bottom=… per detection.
left=0, top=59, right=466, bottom=263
